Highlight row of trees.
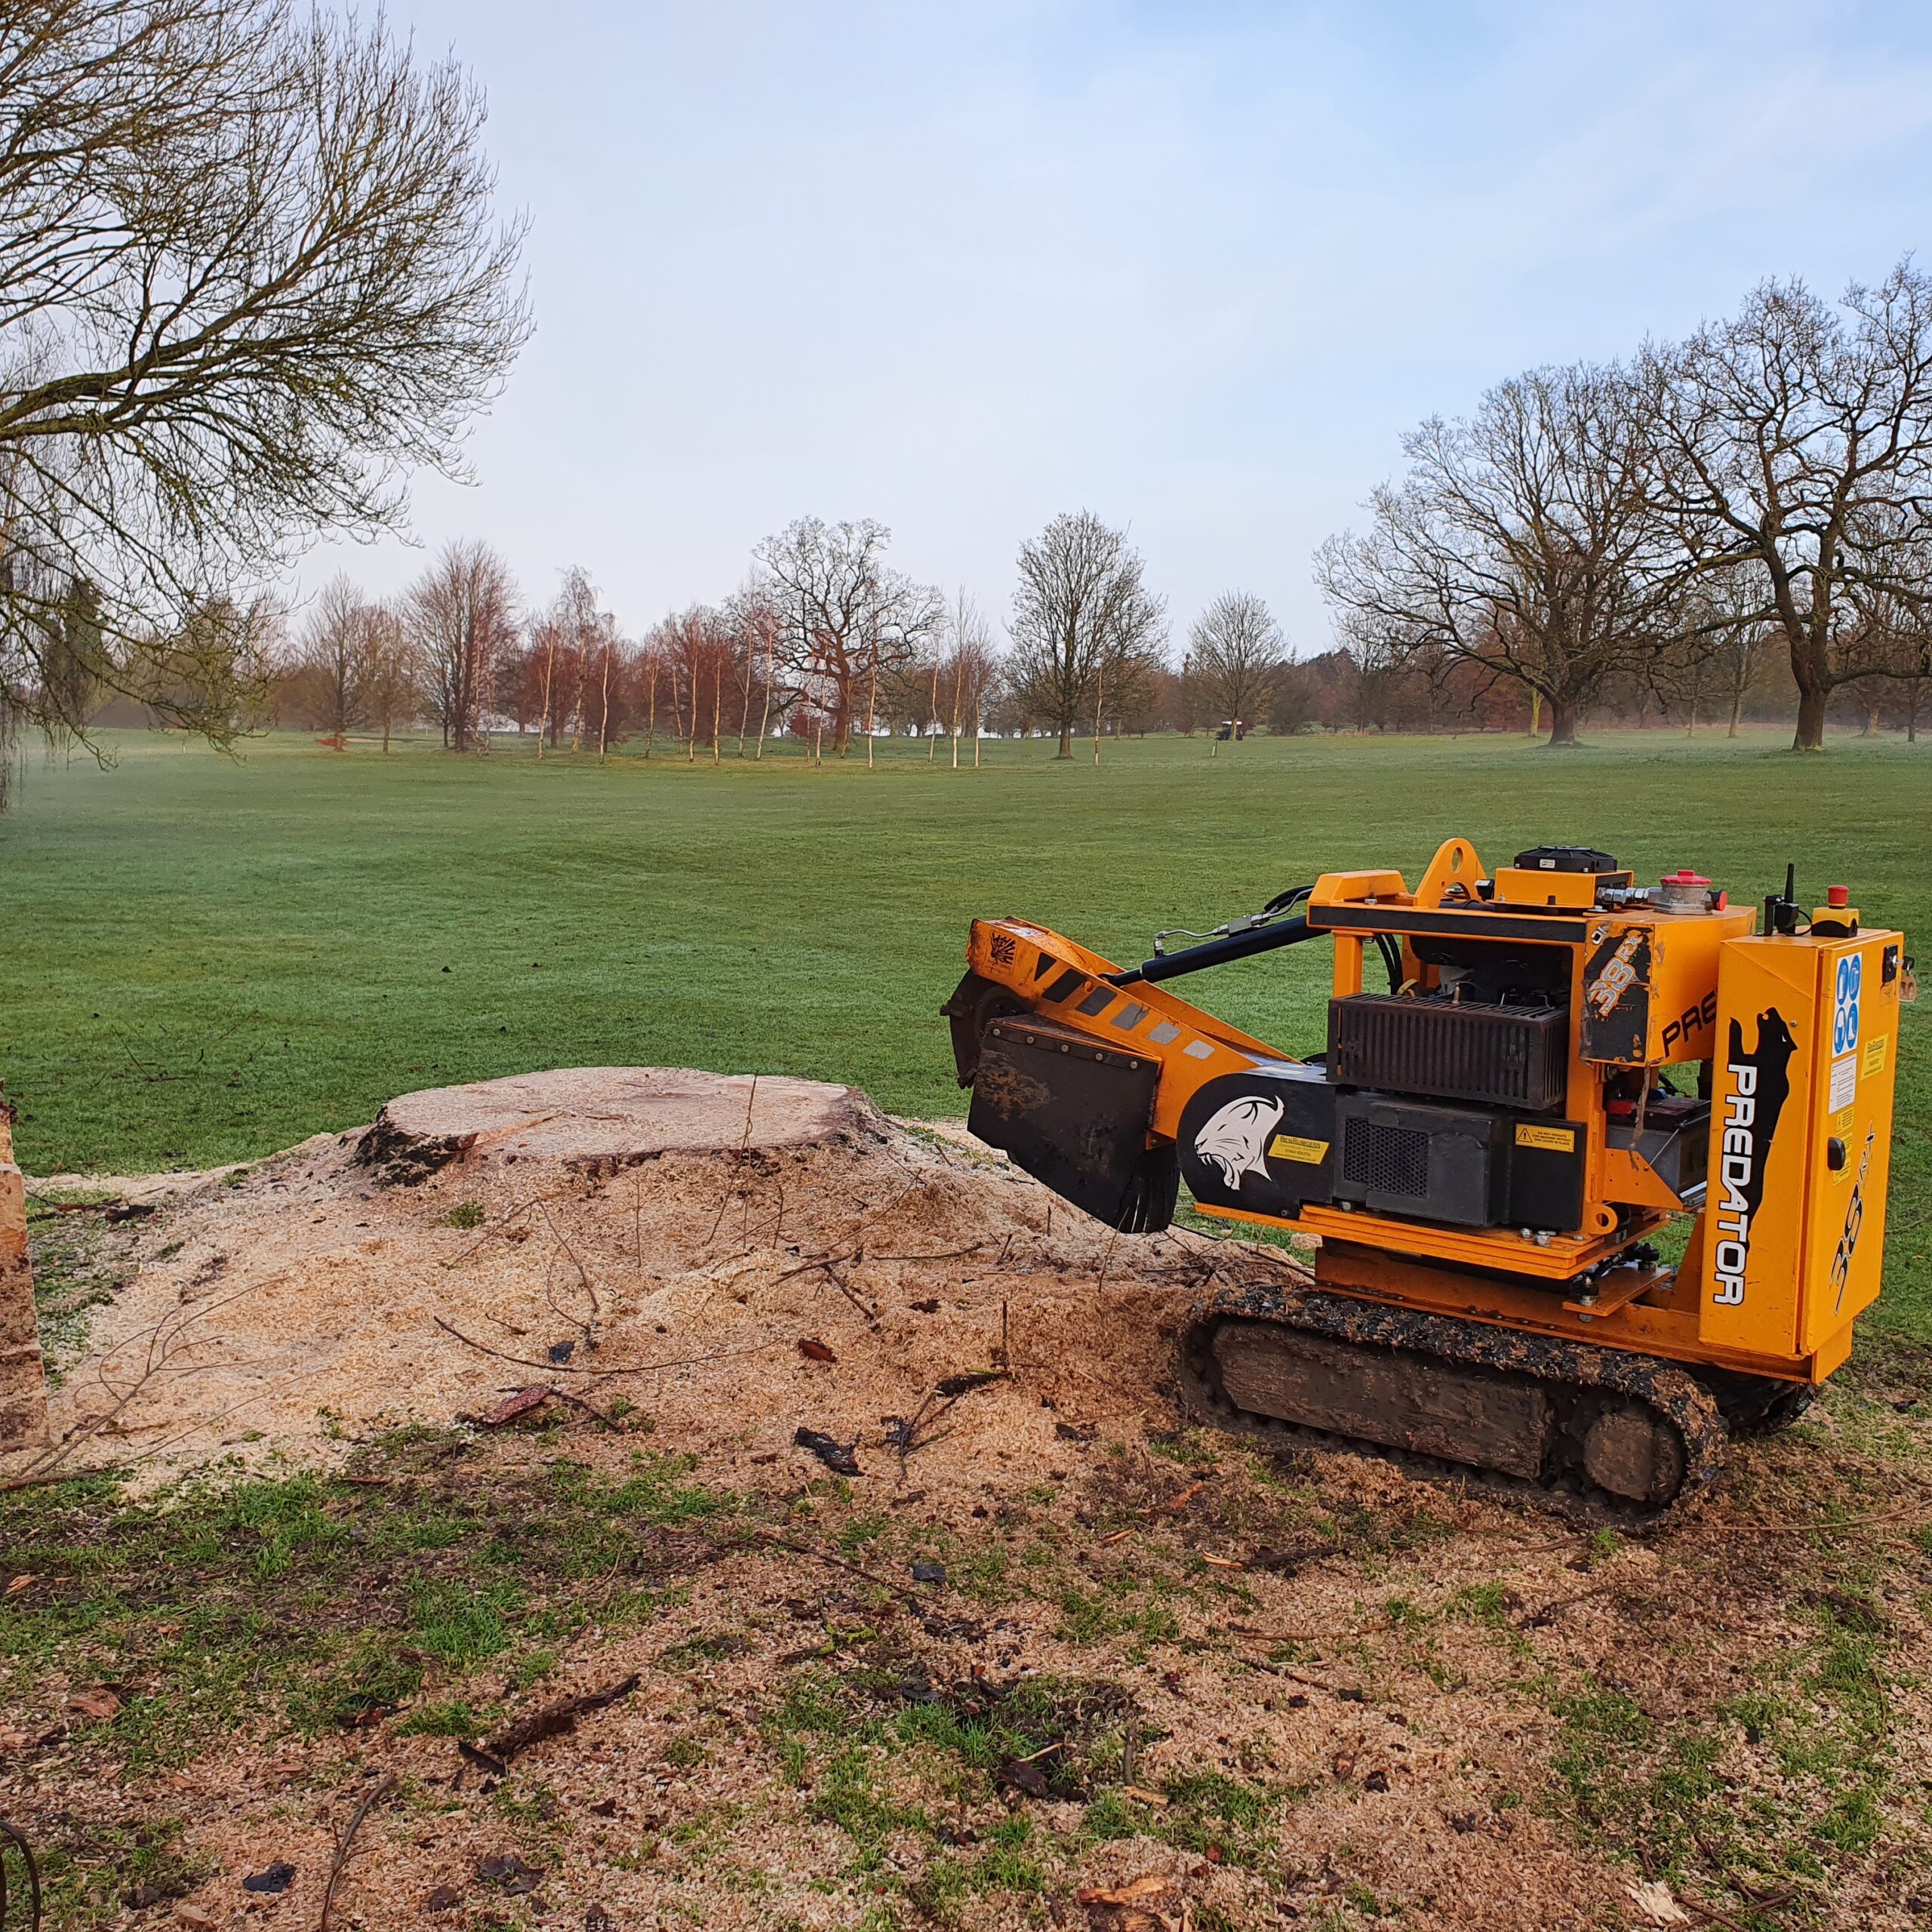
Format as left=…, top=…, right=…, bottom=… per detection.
left=269, top=254, right=1932, bottom=763
left=1322, top=261, right=1932, bottom=749
left=274, top=511, right=1315, bottom=760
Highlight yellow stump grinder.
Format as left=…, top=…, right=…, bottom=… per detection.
left=944, top=839, right=1909, bottom=1512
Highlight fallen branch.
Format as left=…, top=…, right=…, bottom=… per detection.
left=0, top=1815, right=43, bottom=1932
left=432, top=1315, right=774, bottom=1382
left=0, top=1466, right=125, bottom=1497
left=482, top=1672, right=641, bottom=1764
left=534, top=1198, right=603, bottom=1321
left=755, top=1529, right=924, bottom=1603
left=318, top=1772, right=396, bottom=1932
left=764, top=1246, right=859, bottom=1288
left=546, top=1387, right=626, bottom=1430
left=437, top=1193, right=561, bottom=1269
left=1716, top=1502, right=1927, bottom=1535
left=819, top=1262, right=881, bottom=1327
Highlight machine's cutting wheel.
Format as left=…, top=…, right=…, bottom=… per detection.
left=1181, top=1284, right=1726, bottom=1518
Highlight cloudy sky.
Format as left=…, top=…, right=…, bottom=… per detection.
left=310, top=0, right=1932, bottom=653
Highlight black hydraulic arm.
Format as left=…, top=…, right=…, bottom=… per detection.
left=1105, top=913, right=1315, bottom=986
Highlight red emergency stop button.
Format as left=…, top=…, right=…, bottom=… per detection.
left=1827, top=884, right=1849, bottom=908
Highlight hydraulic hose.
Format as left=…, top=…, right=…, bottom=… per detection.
left=1105, top=913, right=1315, bottom=986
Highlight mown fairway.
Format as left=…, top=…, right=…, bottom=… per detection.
left=8, top=725, right=1930, bottom=1337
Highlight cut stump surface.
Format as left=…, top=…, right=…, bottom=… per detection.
left=354, top=1066, right=868, bottom=1183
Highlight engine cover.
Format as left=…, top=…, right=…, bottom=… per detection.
left=1329, top=993, right=1569, bottom=1113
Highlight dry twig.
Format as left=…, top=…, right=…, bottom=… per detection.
left=0, top=1815, right=43, bottom=1932
left=318, top=1773, right=396, bottom=1932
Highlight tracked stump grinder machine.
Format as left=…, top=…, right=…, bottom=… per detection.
left=945, top=839, right=1909, bottom=1512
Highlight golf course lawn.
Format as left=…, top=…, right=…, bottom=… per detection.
left=8, top=724, right=1929, bottom=1343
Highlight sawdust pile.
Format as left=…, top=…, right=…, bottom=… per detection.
left=11, top=1069, right=1932, bottom=1930
left=34, top=1066, right=1209, bottom=1484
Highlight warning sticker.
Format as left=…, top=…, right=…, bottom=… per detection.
left=1829, top=1053, right=1858, bottom=1112
left=1863, top=1034, right=1889, bottom=1081
left=1515, top=1124, right=1577, bottom=1152
left=1267, top=1134, right=1329, bottom=1164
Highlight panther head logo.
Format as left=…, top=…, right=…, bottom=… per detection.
left=1192, top=1094, right=1284, bottom=1191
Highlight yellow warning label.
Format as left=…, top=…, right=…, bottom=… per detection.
left=1863, top=1034, right=1888, bottom=1080
left=1268, top=1134, right=1329, bottom=1164
left=1515, top=1124, right=1576, bottom=1152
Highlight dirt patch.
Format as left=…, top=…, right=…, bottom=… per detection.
left=3, top=1069, right=1930, bottom=1930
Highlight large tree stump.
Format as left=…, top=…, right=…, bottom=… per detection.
left=0, top=1111, right=48, bottom=1450
left=352, top=1066, right=872, bottom=1184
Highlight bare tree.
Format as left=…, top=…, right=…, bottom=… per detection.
left=940, top=589, right=1000, bottom=769
left=405, top=540, right=518, bottom=752
left=721, top=583, right=783, bottom=757
left=1318, top=364, right=1676, bottom=746
left=525, top=608, right=562, bottom=755
left=1641, top=263, right=1932, bottom=751
left=1189, top=591, right=1286, bottom=732
left=1007, top=511, right=1167, bottom=758
left=1646, top=568, right=1782, bottom=737
left=359, top=602, right=417, bottom=753
left=0, top=2, right=529, bottom=781
left=286, top=577, right=374, bottom=745
left=522, top=568, right=608, bottom=755
left=753, top=517, right=941, bottom=757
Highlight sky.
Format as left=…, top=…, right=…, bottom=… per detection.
left=305, top=0, right=1932, bottom=655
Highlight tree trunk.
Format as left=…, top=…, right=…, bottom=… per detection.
left=1728, top=683, right=1743, bottom=738
left=645, top=668, right=655, bottom=758
left=712, top=668, right=721, bottom=764
left=1057, top=720, right=1072, bottom=758
left=1528, top=688, right=1542, bottom=738
left=1792, top=681, right=1828, bottom=752
left=598, top=651, right=611, bottom=764
left=755, top=640, right=774, bottom=758
left=1546, top=693, right=1580, bottom=746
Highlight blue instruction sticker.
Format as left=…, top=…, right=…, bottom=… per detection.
left=1833, top=952, right=1862, bottom=1056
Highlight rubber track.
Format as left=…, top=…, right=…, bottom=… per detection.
left=1180, top=1279, right=1727, bottom=1524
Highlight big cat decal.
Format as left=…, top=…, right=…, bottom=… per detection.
left=1711, top=1008, right=1796, bottom=1307
left=1832, top=1128, right=1877, bottom=1315
left=1192, top=1094, right=1284, bottom=1192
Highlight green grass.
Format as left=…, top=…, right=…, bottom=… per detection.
left=0, top=1438, right=729, bottom=1767
left=5, top=724, right=1930, bottom=1339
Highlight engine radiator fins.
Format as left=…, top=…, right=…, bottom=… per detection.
left=1328, top=994, right=1568, bottom=1112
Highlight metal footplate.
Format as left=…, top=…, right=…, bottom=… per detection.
left=1181, top=1283, right=1727, bottom=1517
